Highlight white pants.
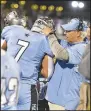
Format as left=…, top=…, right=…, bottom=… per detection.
left=48, top=102, right=65, bottom=110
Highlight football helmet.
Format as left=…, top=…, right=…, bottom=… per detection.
left=4, top=11, right=26, bottom=27
left=31, top=16, right=55, bottom=34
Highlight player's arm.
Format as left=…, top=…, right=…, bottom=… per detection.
left=41, top=55, right=54, bottom=78
left=1, top=26, right=11, bottom=50
left=1, top=25, right=14, bottom=51
left=1, top=39, right=7, bottom=50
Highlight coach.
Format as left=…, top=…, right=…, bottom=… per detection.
left=41, top=18, right=88, bottom=110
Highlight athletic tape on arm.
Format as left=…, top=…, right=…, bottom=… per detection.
left=48, top=34, right=69, bottom=60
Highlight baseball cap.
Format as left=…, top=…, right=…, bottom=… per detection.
left=61, top=18, right=88, bottom=31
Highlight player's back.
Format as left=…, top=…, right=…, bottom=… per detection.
left=1, top=25, right=53, bottom=84
left=1, top=49, right=20, bottom=110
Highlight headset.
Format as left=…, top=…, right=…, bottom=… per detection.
left=77, top=19, right=84, bottom=31
left=77, top=19, right=88, bottom=38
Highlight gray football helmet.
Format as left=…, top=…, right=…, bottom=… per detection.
left=4, top=11, right=26, bottom=27
left=31, top=16, right=55, bottom=34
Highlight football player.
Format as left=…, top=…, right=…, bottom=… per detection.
left=1, top=49, right=20, bottom=110
left=1, top=12, right=54, bottom=110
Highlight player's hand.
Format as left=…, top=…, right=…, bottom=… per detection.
left=42, top=27, right=53, bottom=36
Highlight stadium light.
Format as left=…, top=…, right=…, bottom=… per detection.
left=71, top=1, right=78, bottom=8
left=48, top=5, right=55, bottom=11
left=11, top=4, right=19, bottom=9
left=1, top=1, right=7, bottom=4
left=19, top=1, right=26, bottom=6
left=40, top=5, right=47, bottom=11
left=56, top=6, right=63, bottom=12
left=31, top=4, right=38, bottom=10
left=78, top=2, right=84, bottom=8
left=14, top=4, right=19, bottom=8
left=11, top=4, right=14, bottom=8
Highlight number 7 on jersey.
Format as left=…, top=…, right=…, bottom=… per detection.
left=15, top=40, right=29, bottom=62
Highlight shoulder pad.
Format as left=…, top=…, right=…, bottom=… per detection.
left=2, top=26, right=14, bottom=35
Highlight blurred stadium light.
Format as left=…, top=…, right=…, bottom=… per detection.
left=56, top=6, right=63, bottom=12
left=13, top=4, right=19, bottom=9
left=1, top=0, right=7, bottom=4
left=11, top=4, right=14, bottom=8
left=72, top=1, right=84, bottom=8
left=71, top=1, right=79, bottom=8
left=19, top=1, right=26, bottom=6
left=11, top=4, right=19, bottom=9
left=48, top=5, right=55, bottom=11
left=78, top=2, right=84, bottom=8
left=31, top=4, right=38, bottom=10
left=40, top=5, right=47, bottom=11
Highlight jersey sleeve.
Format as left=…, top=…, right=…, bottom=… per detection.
left=67, top=43, right=86, bottom=65
left=1, top=26, right=14, bottom=42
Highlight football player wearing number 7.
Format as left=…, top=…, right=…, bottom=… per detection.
left=1, top=11, right=54, bottom=110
